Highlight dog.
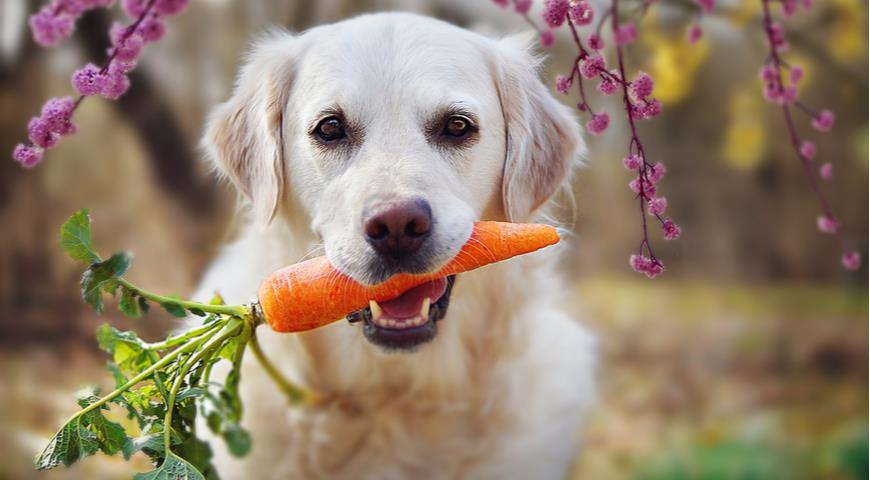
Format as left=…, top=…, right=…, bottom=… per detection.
left=193, top=12, right=596, bottom=479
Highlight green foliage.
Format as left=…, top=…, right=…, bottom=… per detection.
left=133, top=453, right=206, bottom=480
left=60, top=208, right=100, bottom=264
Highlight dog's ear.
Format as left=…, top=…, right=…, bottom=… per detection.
left=203, top=31, right=297, bottom=224
left=491, top=34, right=585, bottom=222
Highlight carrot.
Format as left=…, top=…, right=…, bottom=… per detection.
left=257, top=221, right=560, bottom=333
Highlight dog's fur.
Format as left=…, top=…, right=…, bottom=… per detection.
left=194, top=13, right=596, bottom=479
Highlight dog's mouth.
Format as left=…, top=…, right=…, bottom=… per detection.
left=346, top=276, right=456, bottom=352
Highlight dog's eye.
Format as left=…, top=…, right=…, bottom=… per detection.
left=315, top=116, right=346, bottom=142
left=442, top=115, right=472, bottom=138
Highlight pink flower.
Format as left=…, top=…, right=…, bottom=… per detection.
left=662, top=219, right=681, bottom=240
left=816, top=215, right=838, bottom=234
left=695, top=0, right=715, bottom=13
left=789, top=66, right=804, bottom=84
left=156, top=0, right=190, bottom=14
left=631, top=71, right=654, bottom=99
left=122, top=0, right=149, bottom=18
left=647, top=162, right=666, bottom=183
left=72, top=63, right=109, bottom=96
left=762, top=83, right=780, bottom=103
left=819, top=162, right=833, bottom=180
left=40, top=97, right=76, bottom=135
left=568, top=1, right=593, bottom=26
left=30, top=8, right=75, bottom=47
left=101, top=71, right=131, bottom=99
left=514, top=0, right=533, bottom=14
left=614, top=22, right=637, bottom=46
left=630, top=254, right=664, bottom=279
left=113, top=33, right=143, bottom=62
left=687, top=25, right=703, bottom=44
left=629, top=177, right=657, bottom=198
left=13, top=144, right=43, bottom=169
left=542, top=0, right=569, bottom=27
left=782, top=0, right=798, bottom=16
left=633, top=99, right=662, bottom=119
left=588, top=33, right=604, bottom=50
left=760, top=64, right=778, bottom=82
left=648, top=197, right=667, bottom=216
left=780, top=85, right=798, bottom=104
left=540, top=30, right=555, bottom=48
left=841, top=251, right=861, bottom=271
left=623, top=154, right=643, bottom=170
left=586, top=112, right=609, bottom=135
left=799, top=141, right=816, bottom=160
left=580, top=55, right=605, bottom=79
left=598, top=77, right=617, bottom=96
left=28, top=117, right=59, bottom=149
left=555, top=74, right=572, bottom=94
left=811, top=110, right=834, bottom=132
left=137, top=15, right=166, bottom=43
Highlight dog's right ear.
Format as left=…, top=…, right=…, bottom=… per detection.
left=203, top=31, right=297, bottom=224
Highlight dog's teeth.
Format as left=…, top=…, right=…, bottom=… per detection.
left=420, top=297, right=430, bottom=318
left=413, top=317, right=423, bottom=326
left=369, top=300, right=382, bottom=320
left=387, top=319, right=397, bottom=328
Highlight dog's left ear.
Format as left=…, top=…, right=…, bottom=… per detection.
left=491, top=34, right=585, bottom=222
left=203, top=31, right=297, bottom=224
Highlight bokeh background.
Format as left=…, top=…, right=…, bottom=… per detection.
left=0, top=0, right=867, bottom=478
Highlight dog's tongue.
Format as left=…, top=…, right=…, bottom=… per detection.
left=379, top=277, right=448, bottom=319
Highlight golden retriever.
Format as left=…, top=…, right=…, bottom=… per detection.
left=194, top=12, right=596, bottom=479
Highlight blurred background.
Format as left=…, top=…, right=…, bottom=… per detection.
left=0, top=0, right=866, bottom=478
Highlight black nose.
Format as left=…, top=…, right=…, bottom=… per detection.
left=363, top=198, right=432, bottom=258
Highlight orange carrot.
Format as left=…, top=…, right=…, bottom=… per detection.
left=257, top=221, right=560, bottom=333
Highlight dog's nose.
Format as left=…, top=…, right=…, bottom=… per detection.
left=363, top=198, right=432, bottom=258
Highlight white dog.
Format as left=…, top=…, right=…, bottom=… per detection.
left=194, top=12, right=596, bottom=479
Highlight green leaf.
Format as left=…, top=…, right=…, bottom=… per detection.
left=119, top=288, right=143, bottom=318
left=83, top=410, right=128, bottom=456
left=133, top=452, right=206, bottom=480
left=122, top=433, right=164, bottom=460
left=81, top=252, right=132, bottom=314
left=160, top=300, right=187, bottom=318
left=60, top=209, right=101, bottom=264
left=34, top=417, right=100, bottom=470
left=188, top=308, right=206, bottom=317
left=221, top=422, right=251, bottom=457
left=174, top=436, right=215, bottom=479
left=96, top=324, right=153, bottom=376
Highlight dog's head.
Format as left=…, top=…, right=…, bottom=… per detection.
left=204, top=13, right=583, bottom=353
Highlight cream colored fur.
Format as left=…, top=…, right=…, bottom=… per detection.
left=195, top=12, right=596, bottom=479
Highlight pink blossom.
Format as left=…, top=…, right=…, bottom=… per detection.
left=762, top=83, right=780, bottom=103
left=101, top=71, right=131, bottom=99
left=28, top=117, right=59, bottom=149
left=540, top=30, right=555, bottom=48
left=555, top=74, right=572, bottom=94
left=113, top=33, right=143, bottom=62
left=647, top=162, right=666, bottom=183
left=819, top=162, right=833, bottom=180
left=13, top=144, right=44, bottom=169
left=760, top=64, right=778, bottom=82
left=542, top=0, right=569, bottom=28
left=633, top=99, right=662, bottom=120
left=623, top=154, right=643, bottom=170
left=799, top=140, right=816, bottom=160
left=789, top=66, right=804, bottom=84
left=614, top=22, right=637, bottom=46
left=841, top=251, right=861, bottom=271
left=811, top=110, right=834, bottom=132
left=782, top=0, right=798, bottom=16
left=72, top=63, right=109, bottom=96
left=137, top=15, right=166, bottom=42
left=662, top=219, right=682, bottom=240
left=648, top=197, right=667, bottom=216
left=816, top=215, right=838, bottom=234
left=688, top=25, right=703, bottom=44
left=586, top=112, right=609, bottom=135
left=588, top=33, right=604, bottom=50
left=695, top=0, right=715, bottom=13
left=568, top=1, right=593, bottom=26
left=598, top=77, right=617, bottom=96
left=155, top=0, right=189, bottom=14
left=40, top=97, right=76, bottom=135
left=580, top=55, right=605, bottom=79
left=514, top=0, right=533, bottom=14
left=631, top=71, right=654, bottom=99
left=780, top=85, right=798, bottom=104
left=30, top=8, right=75, bottom=47
left=629, top=177, right=657, bottom=198
left=630, top=254, right=664, bottom=279
left=122, top=0, right=149, bottom=17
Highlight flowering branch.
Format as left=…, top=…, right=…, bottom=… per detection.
left=758, top=0, right=860, bottom=271
left=13, top=0, right=190, bottom=169
left=497, top=0, right=680, bottom=278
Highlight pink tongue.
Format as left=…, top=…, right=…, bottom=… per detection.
left=379, top=278, right=448, bottom=319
